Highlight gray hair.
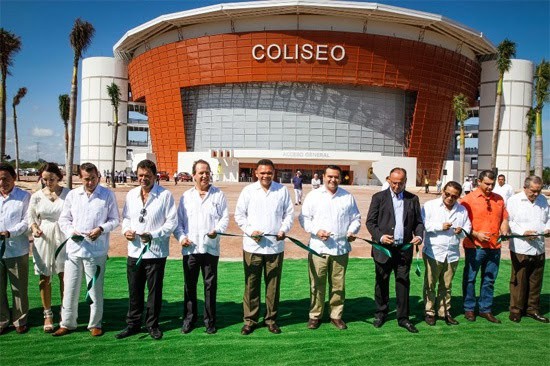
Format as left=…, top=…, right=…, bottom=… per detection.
left=524, top=175, right=543, bottom=188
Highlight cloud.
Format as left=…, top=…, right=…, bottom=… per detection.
left=32, top=127, right=54, bottom=137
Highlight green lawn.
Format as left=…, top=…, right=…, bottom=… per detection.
left=1, top=258, right=549, bottom=365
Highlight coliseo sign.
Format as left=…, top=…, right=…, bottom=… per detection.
left=252, top=43, right=345, bottom=62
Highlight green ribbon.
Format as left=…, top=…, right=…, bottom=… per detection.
left=54, top=234, right=84, bottom=260
left=0, top=235, right=5, bottom=260
left=355, top=237, right=392, bottom=258
left=497, top=233, right=550, bottom=243
left=85, top=265, right=101, bottom=305
left=132, top=242, right=150, bottom=272
left=214, top=232, right=324, bottom=258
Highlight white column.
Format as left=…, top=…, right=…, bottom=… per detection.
left=80, top=57, right=129, bottom=174
left=478, top=59, right=534, bottom=190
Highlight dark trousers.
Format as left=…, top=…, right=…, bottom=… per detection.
left=126, top=257, right=166, bottom=329
left=510, top=251, right=545, bottom=315
left=374, top=248, right=411, bottom=324
left=182, top=253, right=219, bottom=327
left=243, top=251, right=284, bottom=326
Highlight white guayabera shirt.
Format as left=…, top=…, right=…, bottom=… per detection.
left=0, top=187, right=30, bottom=258
left=299, top=186, right=361, bottom=256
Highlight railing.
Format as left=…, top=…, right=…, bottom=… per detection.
left=127, top=140, right=148, bottom=147
left=127, top=118, right=148, bottom=125
left=455, top=147, right=478, bottom=155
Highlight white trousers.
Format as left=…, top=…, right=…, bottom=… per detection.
left=294, top=188, right=303, bottom=204
left=60, top=255, right=107, bottom=330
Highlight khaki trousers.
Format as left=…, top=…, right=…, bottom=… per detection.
left=509, top=251, right=545, bottom=315
left=243, top=251, right=284, bottom=326
left=0, top=254, right=29, bottom=330
left=423, top=253, right=458, bottom=317
left=308, top=253, right=349, bottom=320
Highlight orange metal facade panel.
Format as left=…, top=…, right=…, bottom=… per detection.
left=128, top=30, right=480, bottom=182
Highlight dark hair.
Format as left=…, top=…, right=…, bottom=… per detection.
left=497, top=174, right=505, bottom=179
left=478, top=170, right=495, bottom=181
left=443, top=181, right=463, bottom=195
left=136, top=159, right=157, bottom=176
left=256, top=159, right=275, bottom=169
left=389, top=167, right=407, bottom=177
left=39, top=162, right=63, bottom=180
left=0, top=163, right=16, bottom=178
left=524, top=175, right=543, bottom=188
left=324, top=165, right=342, bottom=175
left=79, top=162, right=99, bottom=177
left=192, top=159, right=211, bottom=175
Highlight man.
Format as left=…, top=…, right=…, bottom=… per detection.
left=115, top=160, right=177, bottom=340
left=292, top=170, right=303, bottom=205
left=174, top=160, right=229, bottom=335
left=173, top=171, right=178, bottom=185
left=492, top=174, right=514, bottom=204
left=53, top=163, right=119, bottom=337
left=299, top=165, right=361, bottom=330
left=506, top=175, right=549, bottom=323
left=0, top=163, right=30, bottom=335
left=460, top=170, right=509, bottom=323
left=462, top=178, right=472, bottom=196
left=421, top=181, right=471, bottom=326
left=366, top=167, right=424, bottom=333
left=311, top=173, right=321, bottom=190
left=424, top=176, right=430, bottom=194
left=235, top=159, right=293, bottom=335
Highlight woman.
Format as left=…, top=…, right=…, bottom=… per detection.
left=28, top=163, right=69, bottom=332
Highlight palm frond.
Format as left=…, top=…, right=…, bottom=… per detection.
left=12, top=87, right=27, bottom=107
left=58, top=94, right=70, bottom=123
left=534, top=59, right=550, bottom=109
left=452, top=93, right=469, bottom=123
left=106, top=82, right=121, bottom=107
left=69, top=18, right=95, bottom=60
left=496, top=38, right=516, bottom=74
left=525, top=107, right=536, bottom=138
left=0, top=28, right=22, bottom=76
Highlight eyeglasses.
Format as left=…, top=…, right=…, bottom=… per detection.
left=139, top=208, right=147, bottom=223
left=443, top=192, right=460, bottom=200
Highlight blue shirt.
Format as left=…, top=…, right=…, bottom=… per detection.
left=292, top=176, right=303, bottom=189
left=391, top=191, right=404, bottom=242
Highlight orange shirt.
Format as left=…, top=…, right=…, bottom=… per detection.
left=460, top=189, right=508, bottom=249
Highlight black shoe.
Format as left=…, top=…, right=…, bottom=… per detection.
left=509, top=313, right=522, bottom=323
left=268, top=323, right=282, bottom=334
left=241, top=324, right=255, bottom=335
left=205, top=326, right=217, bottom=334
left=181, top=322, right=195, bottom=334
left=443, top=314, right=459, bottom=326
left=373, top=316, right=386, bottom=328
left=148, top=327, right=163, bottom=340
left=399, top=320, right=419, bottom=333
left=115, top=326, right=140, bottom=339
left=526, top=313, right=550, bottom=323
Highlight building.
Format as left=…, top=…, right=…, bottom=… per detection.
left=80, top=0, right=532, bottom=187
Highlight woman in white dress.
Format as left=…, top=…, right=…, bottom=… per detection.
left=28, top=163, right=69, bottom=332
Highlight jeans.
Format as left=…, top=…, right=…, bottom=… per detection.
left=462, top=248, right=501, bottom=313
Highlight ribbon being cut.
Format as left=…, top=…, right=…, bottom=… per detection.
left=0, top=234, right=5, bottom=259
left=497, top=232, right=550, bottom=243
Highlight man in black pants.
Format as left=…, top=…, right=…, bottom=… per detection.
left=115, top=159, right=178, bottom=340
left=366, top=167, right=424, bottom=333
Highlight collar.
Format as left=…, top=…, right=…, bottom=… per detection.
left=77, top=185, right=100, bottom=196
left=391, top=190, right=403, bottom=199
left=439, top=196, right=457, bottom=211
left=319, top=185, right=340, bottom=196
left=253, top=180, right=274, bottom=191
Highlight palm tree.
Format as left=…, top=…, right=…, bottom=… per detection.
left=12, top=87, right=26, bottom=180
left=533, top=59, right=550, bottom=178
left=525, top=108, right=536, bottom=177
left=58, top=94, right=70, bottom=165
left=490, top=39, right=516, bottom=171
left=0, top=29, right=22, bottom=161
left=107, top=82, right=121, bottom=188
left=452, top=93, right=469, bottom=183
left=66, top=18, right=95, bottom=188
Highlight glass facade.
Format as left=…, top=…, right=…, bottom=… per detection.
left=182, top=82, right=415, bottom=155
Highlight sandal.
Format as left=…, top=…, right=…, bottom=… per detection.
left=43, top=309, right=54, bottom=333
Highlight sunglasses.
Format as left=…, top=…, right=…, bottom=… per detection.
left=443, top=191, right=460, bottom=200
left=485, top=198, right=492, bottom=212
left=139, top=208, right=147, bottom=223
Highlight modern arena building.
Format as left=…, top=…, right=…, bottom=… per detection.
left=80, top=0, right=534, bottom=187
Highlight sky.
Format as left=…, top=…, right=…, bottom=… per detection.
left=1, top=0, right=549, bottom=165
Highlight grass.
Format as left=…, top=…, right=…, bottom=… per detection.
left=1, top=258, right=549, bottom=366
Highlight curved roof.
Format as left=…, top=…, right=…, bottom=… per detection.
left=114, top=0, right=495, bottom=60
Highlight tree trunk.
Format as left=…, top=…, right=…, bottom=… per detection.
left=13, top=105, right=19, bottom=181
left=490, top=75, right=504, bottom=170
left=110, top=117, right=118, bottom=189
left=64, top=121, right=69, bottom=166
left=0, top=71, right=6, bottom=161
left=525, top=138, right=532, bottom=178
left=460, top=124, right=465, bottom=183
left=66, top=62, right=78, bottom=189
left=534, top=111, right=544, bottom=178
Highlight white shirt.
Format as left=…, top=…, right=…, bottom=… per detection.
left=235, top=181, right=294, bottom=254
left=59, top=185, right=120, bottom=258
left=462, top=181, right=472, bottom=192
left=299, top=186, right=361, bottom=255
left=122, top=184, right=177, bottom=259
left=311, top=178, right=321, bottom=189
left=492, top=183, right=514, bottom=204
left=507, top=191, right=550, bottom=255
left=174, top=185, right=229, bottom=256
left=0, top=187, right=30, bottom=259
left=422, top=197, right=472, bottom=263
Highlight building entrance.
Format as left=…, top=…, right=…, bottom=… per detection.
left=239, top=163, right=352, bottom=184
